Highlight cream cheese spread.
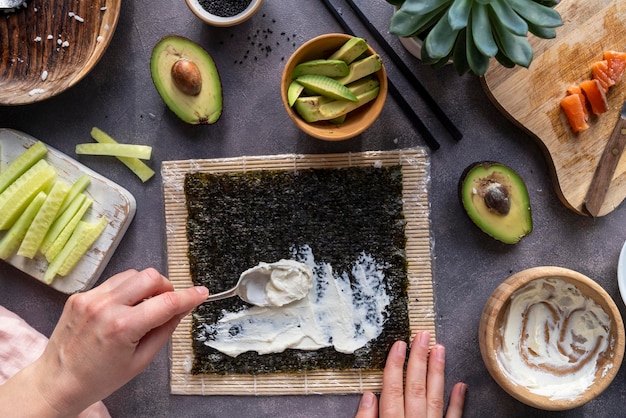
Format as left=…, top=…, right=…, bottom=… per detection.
left=196, top=245, right=391, bottom=357
left=497, top=277, right=612, bottom=400
left=241, top=259, right=313, bottom=307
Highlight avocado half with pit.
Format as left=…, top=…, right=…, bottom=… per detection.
left=150, top=35, right=222, bottom=125
left=459, top=162, right=532, bottom=244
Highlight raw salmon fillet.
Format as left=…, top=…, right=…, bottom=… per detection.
left=560, top=94, right=589, bottom=133
left=580, top=79, right=608, bottom=115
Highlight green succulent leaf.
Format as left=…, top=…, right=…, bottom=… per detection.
left=399, top=0, right=452, bottom=15
left=471, top=3, right=498, bottom=57
left=495, top=50, right=516, bottom=68
left=424, top=12, right=461, bottom=59
left=389, top=7, right=449, bottom=37
left=453, top=30, right=472, bottom=75
left=448, top=0, right=473, bottom=30
left=489, top=0, right=528, bottom=36
left=466, top=21, right=491, bottom=74
left=492, top=21, right=533, bottom=67
left=506, top=0, right=563, bottom=28
left=527, top=21, right=557, bottom=39
left=385, top=0, right=406, bottom=6
left=532, top=0, right=559, bottom=7
left=474, top=0, right=495, bottom=3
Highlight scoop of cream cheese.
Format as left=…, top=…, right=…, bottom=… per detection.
left=195, top=245, right=391, bottom=357
left=497, top=277, right=612, bottom=401
left=241, top=259, right=313, bottom=307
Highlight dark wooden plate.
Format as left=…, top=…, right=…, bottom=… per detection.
left=0, top=0, right=121, bottom=105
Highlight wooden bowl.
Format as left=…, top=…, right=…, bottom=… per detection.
left=479, top=266, right=625, bottom=410
left=0, top=0, right=121, bottom=105
left=280, top=33, right=387, bottom=141
left=185, top=0, right=263, bottom=27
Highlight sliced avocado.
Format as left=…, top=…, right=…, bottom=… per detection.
left=292, top=59, right=350, bottom=79
left=295, top=74, right=358, bottom=102
left=294, top=87, right=379, bottom=122
left=335, top=54, right=383, bottom=85
left=328, top=37, right=369, bottom=64
left=150, top=35, right=222, bottom=125
left=287, top=81, right=304, bottom=107
left=459, top=162, right=532, bottom=244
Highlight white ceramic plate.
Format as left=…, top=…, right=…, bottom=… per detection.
left=0, top=129, right=136, bottom=293
left=618, top=239, right=626, bottom=306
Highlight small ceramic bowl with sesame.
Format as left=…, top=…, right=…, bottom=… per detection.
left=281, top=33, right=387, bottom=141
left=186, top=0, right=263, bottom=27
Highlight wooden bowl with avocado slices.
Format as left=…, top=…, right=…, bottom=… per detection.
left=281, top=33, right=387, bottom=141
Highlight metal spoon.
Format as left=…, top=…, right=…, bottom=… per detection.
left=205, top=260, right=311, bottom=307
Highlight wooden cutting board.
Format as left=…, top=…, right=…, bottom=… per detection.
left=482, top=0, right=626, bottom=217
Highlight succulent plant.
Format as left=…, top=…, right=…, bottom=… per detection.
left=387, top=0, right=563, bottom=75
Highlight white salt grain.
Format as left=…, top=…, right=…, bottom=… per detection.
left=61, top=41, right=69, bottom=48
left=28, top=88, right=45, bottom=96
left=96, top=35, right=104, bottom=43
left=34, top=36, right=41, bottom=42
left=41, top=70, right=48, bottom=81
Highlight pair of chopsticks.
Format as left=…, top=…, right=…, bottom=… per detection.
left=320, top=0, right=463, bottom=150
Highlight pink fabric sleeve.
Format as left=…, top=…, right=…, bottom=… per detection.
left=0, top=305, right=111, bottom=418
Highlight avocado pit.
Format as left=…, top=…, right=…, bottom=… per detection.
left=480, top=180, right=511, bottom=216
left=171, top=59, right=202, bottom=96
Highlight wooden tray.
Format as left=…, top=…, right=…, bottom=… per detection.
left=0, top=129, right=136, bottom=294
left=482, top=0, right=626, bottom=217
left=162, top=149, right=435, bottom=395
left=0, top=0, right=121, bottom=105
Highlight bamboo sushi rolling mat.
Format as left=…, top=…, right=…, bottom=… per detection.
left=162, top=148, right=435, bottom=395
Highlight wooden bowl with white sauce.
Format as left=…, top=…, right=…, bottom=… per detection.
left=479, top=266, right=625, bottom=410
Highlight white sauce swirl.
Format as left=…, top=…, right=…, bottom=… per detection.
left=497, top=278, right=612, bottom=400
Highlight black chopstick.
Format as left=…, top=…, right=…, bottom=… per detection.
left=319, top=0, right=440, bottom=150
left=344, top=0, right=463, bottom=141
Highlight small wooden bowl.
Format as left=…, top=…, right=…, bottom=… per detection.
left=479, top=266, right=625, bottom=410
left=280, top=33, right=387, bottom=141
left=0, top=0, right=121, bottom=105
left=185, top=0, right=263, bottom=27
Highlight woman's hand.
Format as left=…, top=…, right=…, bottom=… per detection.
left=0, top=268, right=208, bottom=417
left=355, top=331, right=466, bottom=418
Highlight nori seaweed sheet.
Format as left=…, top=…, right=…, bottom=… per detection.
left=185, top=165, right=410, bottom=375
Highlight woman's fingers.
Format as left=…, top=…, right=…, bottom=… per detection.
left=380, top=340, right=408, bottom=417
left=425, top=345, right=446, bottom=418
left=403, top=330, right=431, bottom=417
left=125, top=284, right=208, bottom=343
left=354, top=392, right=379, bottom=418
left=445, top=382, right=467, bottom=418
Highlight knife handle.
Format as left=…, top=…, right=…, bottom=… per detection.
left=584, top=117, right=626, bottom=217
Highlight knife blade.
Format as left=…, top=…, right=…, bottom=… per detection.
left=584, top=99, right=626, bottom=217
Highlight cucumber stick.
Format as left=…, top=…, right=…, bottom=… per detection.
left=55, top=174, right=90, bottom=220
left=44, top=196, right=93, bottom=262
left=0, top=192, right=47, bottom=260
left=0, top=141, right=47, bottom=194
left=40, top=193, right=87, bottom=256
left=18, top=180, right=71, bottom=258
left=44, top=216, right=107, bottom=284
left=90, top=127, right=155, bottom=182
left=0, top=160, right=57, bottom=230
left=75, top=143, right=153, bottom=160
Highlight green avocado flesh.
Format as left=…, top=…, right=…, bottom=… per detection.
left=150, top=35, right=222, bottom=125
left=459, top=162, right=532, bottom=244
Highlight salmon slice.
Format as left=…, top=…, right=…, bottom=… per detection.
left=579, top=79, right=608, bottom=115
left=603, top=50, right=626, bottom=84
left=560, top=94, right=589, bottom=133
left=566, top=84, right=589, bottom=118
left=592, top=60, right=613, bottom=92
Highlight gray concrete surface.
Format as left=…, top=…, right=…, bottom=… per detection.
left=1, top=1, right=625, bottom=417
